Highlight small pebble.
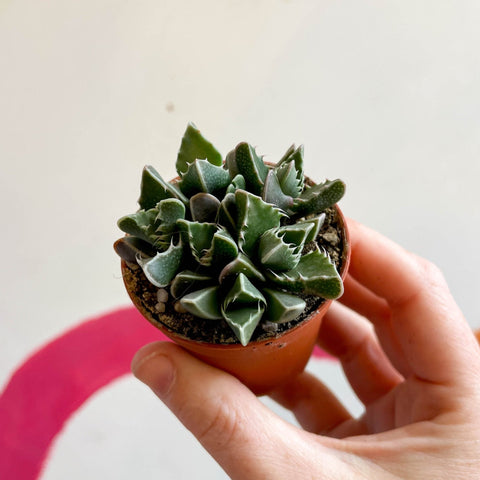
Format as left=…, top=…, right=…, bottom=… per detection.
left=155, top=302, right=166, bottom=313
left=262, top=321, right=279, bottom=334
left=321, top=230, right=339, bottom=245
left=157, top=288, right=169, bottom=303
left=174, top=301, right=187, bottom=313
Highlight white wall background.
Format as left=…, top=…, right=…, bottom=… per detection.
left=1, top=1, right=479, bottom=478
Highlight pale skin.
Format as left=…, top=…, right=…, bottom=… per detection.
left=131, top=219, right=480, bottom=479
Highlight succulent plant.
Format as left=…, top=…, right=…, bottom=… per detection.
left=115, top=123, right=346, bottom=346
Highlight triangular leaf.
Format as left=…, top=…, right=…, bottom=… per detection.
left=262, top=288, right=306, bottom=323
left=136, top=239, right=183, bottom=287
left=275, top=159, right=303, bottom=198
left=291, top=179, right=345, bottom=216
left=178, top=159, right=231, bottom=197
left=222, top=307, right=264, bottom=346
left=170, top=270, right=215, bottom=299
left=277, top=223, right=314, bottom=247
left=176, top=122, right=223, bottom=175
left=235, top=190, right=283, bottom=256
left=177, top=219, right=217, bottom=265
left=226, top=174, right=246, bottom=194
left=224, top=273, right=266, bottom=305
left=226, top=142, right=268, bottom=195
left=295, top=213, right=326, bottom=242
left=222, top=274, right=266, bottom=345
left=262, top=169, right=294, bottom=210
left=277, top=144, right=296, bottom=166
left=138, top=165, right=188, bottom=209
left=266, top=248, right=343, bottom=299
left=276, top=144, right=304, bottom=194
left=117, top=209, right=159, bottom=243
left=219, top=253, right=266, bottom=284
left=258, top=228, right=301, bottom=271
left=180, top=286, right=223, bottom=320
left=202, top=229, right=239, bottom=268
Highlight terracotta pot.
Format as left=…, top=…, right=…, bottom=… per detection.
left=121, top=205, right=350, bottom=395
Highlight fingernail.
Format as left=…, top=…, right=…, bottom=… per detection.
left=132, top=352, right=175, bottom=398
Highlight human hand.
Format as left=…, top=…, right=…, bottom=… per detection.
left=131, top=219, right=480, bottom=479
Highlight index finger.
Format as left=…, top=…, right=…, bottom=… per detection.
left=346, top=219, right=480, bottom=386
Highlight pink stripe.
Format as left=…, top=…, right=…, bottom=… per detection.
left=0, top=307, right=163, bottom=480
left=0, top=306, right=332, bottom=480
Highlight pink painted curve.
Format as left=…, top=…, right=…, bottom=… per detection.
left=0, top=306, right=332, bottom=480
left=0, top=306, right=163, bottom=480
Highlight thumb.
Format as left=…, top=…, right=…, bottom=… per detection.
left=131, top=341, right=310, bottom=479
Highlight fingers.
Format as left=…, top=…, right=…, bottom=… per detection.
left=318, top=302, right=403, bottom=406
left=131, top=342, right=311, bottom=479
left=340, top=274, right=412, bottom=377
left=347, top=219, right=480, bottom=385
left=269, top=370, right=352, bottom=435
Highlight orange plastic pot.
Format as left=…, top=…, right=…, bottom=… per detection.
left=122, top=206, right=350, bottom=396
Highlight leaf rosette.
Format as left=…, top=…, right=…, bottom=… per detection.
left=115, top=122, right=346, bottom=345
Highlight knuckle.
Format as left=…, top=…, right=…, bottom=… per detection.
left=195, top=397, right=243, bottom=448
left=408, top=251, right=446, bottom=287
left=417, top=256, right=447, bottom=288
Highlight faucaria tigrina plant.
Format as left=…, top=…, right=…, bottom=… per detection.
left=114, top=123, right=346, bottom=345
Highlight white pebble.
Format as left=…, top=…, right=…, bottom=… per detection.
left=156, top=288, right=169, bottom=303
left=155, top=302, right=166, bottom=313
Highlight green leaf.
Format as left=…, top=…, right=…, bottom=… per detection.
left=180, top=286, right=223, bottom=320
left=222, top=307, right=264, bottom=346
left=156, top=198, right=186, bottom=229
left=217, top=192, right=237, bottom=236
left=138, top=166, right=171, bottom=210
left=176, top=122, right=223, bottom=175
left=178, top=159, right=231, bottom=197
left=226, top=142, right=268, bottom=195
left=224, top=148, right=239, bottom=177
left=295, top=213, right=326, bottom=242
left=291, top=179, right=345, bottom=216
left=235, top=190, right=284, bottom=256
left=276, top=144, right=304, bottom=194
left=177, top=219, right=217, bottom=265
left=113, top=236, right=157, bottom=263
left=170, top=270, right=215, bottom=299
left=262, top=288, right=306, bottom=323
left=266, top=248, right=343, bottom=299
left=277, top=144, right=296, bottom=165
left=136, top=239, right=183, bottom=287
left=219, top=253, right=266, bottom=284
left=277, top=223, right=314, bottom=247
left=258, top=223, right=314, bottom=271
left=262, top=169, right=294, bottom=210
left=226, top=174, right=246, bottom=194
left=153, top=199, right=186, bottom=250
left=277, top=144, right=304, bottom=173
left=222, top=274, right=266, bottom=346
left=202, top=228, right=239, bottom=268
left=275, top=159, right=303, bottom=198
left=138, top=165, right=188, bottom=209
left=190, top=193, right=221, bottom=223
left=117, top=209, right=159, bottom=243
left=258, top=228, right=301, bottom=271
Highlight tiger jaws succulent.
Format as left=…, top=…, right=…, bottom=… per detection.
left=115, top=123, right=347, bottom=346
